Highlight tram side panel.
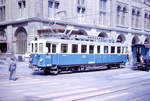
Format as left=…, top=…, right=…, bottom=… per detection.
left=29, top=53, right=128, bottom=70
left=101, top=54, right=127, bottom=64
left=56, top=54, right=88, bottom=66
left=30, top=54, right=127, bottom=70
left=50, top=54, right=128, bottom=67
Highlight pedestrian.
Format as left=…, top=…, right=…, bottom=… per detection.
left=9, top=56, right=18, bottom=81
left=140, top=55, right=144, bottom=64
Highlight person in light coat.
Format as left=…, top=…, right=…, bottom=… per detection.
left=9, top=56, right=17, bottom=81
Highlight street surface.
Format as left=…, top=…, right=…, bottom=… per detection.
left=0, top=61, right=150, bottom=101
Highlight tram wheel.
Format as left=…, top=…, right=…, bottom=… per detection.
left=53, top=69, right=58, bottom=75
left=117, top=65, right=121, bottom=68
left=44, top=68, right=50, bottom=74
left=107, top=65, right=111, bottom=69
left=80, top=67, right=86, bottom=71
left=51, top=66, right=59, bottom=75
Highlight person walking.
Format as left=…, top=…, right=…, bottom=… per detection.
left=9, top=56, right=17, bottom=81
left=140, top=55, right=144, bottom=64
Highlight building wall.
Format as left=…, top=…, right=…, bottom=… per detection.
left=0, top=0, right=150, bottom=63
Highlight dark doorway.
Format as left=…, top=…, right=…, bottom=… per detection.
left=0, top=43, right=7, bottom=53
left=136, top=47, right=141, bottom=63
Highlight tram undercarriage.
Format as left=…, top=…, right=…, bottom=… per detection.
left=30, top=62, right=125, bottom=75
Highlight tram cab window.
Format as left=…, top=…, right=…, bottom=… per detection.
left=89, top=45, right=94, bottom=54
left=39, top=43, right=43, bottom=53
left=46, top=43, right=51, bottom=53
left=117, top=47, right=121, bottom=53
left=72, top=44, right=78, bottom=53
left=122, top=47, right=125, bottom=53
left=111, top=46, right=115, bottom=53
left=61, top=44, right=68, bottom=53
left=104, top=46, right=108, bottom=53
left=97, top=46, right=100, bottom=53
left=52, top=44, right=56, bottom=53
left=35, top=43, right=38, bottom=53
left=81, top=45, right=87, bottom=53
left=125, top=47, right=128, bottom=53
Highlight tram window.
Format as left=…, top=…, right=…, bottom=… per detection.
left=52, top=44, right=56, bottom=53
left=117, top=47, right=121, bottom=53
left=81, top=45, right=87, bottom=53
left=61, top=44, right=68, bottom=53
left=111, top=46, right=115, bottom=53
left=46, top=43, right=51, bottom=53
left=35, top=43, right=38, bottom=53
left=104, top=46, right=108, bottom=53
left=97, top=46, right=100, bottom=53
left=72, top=44, right=78, bottom=53
left=89, top=45, right=94, bottom=54
left=125, top=47, right=128, bottom=53
left=39, top=43, right=43, bottom=53
left=31, top=43, right=34, bottom=52
left=122, top=47, right=125, bottom=53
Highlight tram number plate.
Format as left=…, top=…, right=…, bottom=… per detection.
left=46, top=56, right=51, bottom=59
left=82, top=55, right=86, bottom=59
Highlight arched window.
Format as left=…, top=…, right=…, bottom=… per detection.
left=98, top=32, right=108, bottom=38
left=132, top=9, right=136, bottom=27
left=117, top=34, right=126, bottom=43
left=122, top=7, right=126, bottom=25
left=144, top=38, right=150, bottom=44
left=144, top=13, right=148, bottom=29
left=136, top=11, right=140, bottom=28
left=132, top=36, right=140, bottom=45
left=70, top=30, right=88, bottom=36
left=117, top=5, right=121, bottom=25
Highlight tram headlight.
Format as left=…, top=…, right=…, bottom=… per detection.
left=40, top=59, right=43, bottom=65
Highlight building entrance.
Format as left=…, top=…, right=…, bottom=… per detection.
left=0, top=42, right=7, bottom=53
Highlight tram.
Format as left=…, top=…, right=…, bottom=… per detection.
left=29, top=35, right=128, bottom=74
left=132, top=44, right=150, bottom=70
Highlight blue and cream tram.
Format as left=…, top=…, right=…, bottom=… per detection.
left=29, top=35, right=128, bottom=74
left=132, top=44, right=150, bottom=70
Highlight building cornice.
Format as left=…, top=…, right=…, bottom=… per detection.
left=0, top=17, right=150, bottom=36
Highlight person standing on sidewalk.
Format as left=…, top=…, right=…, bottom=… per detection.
left=9, top=56, right=18, bottom=81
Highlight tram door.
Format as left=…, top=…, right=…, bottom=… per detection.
left=88, top=45, right=95, bottom=64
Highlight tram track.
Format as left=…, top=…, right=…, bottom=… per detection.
left=128, top=93, right=150, bottom=101
left=52, top=78, right=150, bottom=101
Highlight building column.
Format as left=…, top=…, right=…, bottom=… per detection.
left=110, top=31, right=117, bottom=42
left=127, top=33, right=134, bottom=65
left=6, top=25, right=13, bottom=54
left=0, top=8, right=2, bottom=21
left=141, top=35, right=146, bottom=44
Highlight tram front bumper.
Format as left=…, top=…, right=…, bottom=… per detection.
left=29, top=64, right=39, bottom=70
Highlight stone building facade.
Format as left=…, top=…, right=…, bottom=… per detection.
left=0, top=0, right=150, bottom=63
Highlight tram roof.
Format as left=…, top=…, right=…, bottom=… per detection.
left=33, top=37, right=127, bottom=46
